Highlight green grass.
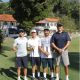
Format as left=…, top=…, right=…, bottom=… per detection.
left=69, top=37, right=80, bottom=52
left=0, top=37, right=79, bottom=80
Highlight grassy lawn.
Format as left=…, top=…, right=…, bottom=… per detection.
left=0, top=37, right=79, bottom=80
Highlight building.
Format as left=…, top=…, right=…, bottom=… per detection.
left=35, top=18, right=59, bottom=36
left=36, top=18, right=59, bottom=31
left=0, top=14, right=17, bottom=29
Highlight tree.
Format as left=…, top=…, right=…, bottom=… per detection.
left=0, top=2, right=14, bottom=14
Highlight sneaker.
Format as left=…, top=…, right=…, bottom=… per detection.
left=18, top=77, right=21, bottom=80
left=24, top=76, right=28, bottom=80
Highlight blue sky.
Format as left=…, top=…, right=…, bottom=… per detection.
left=2, top=0, right=9, bottom=2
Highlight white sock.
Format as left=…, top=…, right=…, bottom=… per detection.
left=56, top=73, right=59, bottom=78
left=51, top=72, right=54, bottom=78
left=37, top=72, right=40, bottom=77
left=43, top=73, right=46, bottom=78
left=24, top=76, right=27, bottom=78
left=66, top=75, right=69, bottom=80
left=18, top=76, right=20, bottom=78
left=32, top=73, right=35, bottom=78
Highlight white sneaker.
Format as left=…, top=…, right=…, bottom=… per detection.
left=18, top=77, right=21, bottom=80
left=55, top=77, right=59, bottom=80
left=24, top=76, right=28, bottom=80
left=66, top=78, right=69, bottom=80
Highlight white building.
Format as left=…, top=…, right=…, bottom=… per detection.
left=35, top=18, right=59, bottom=36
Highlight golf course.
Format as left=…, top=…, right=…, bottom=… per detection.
left=0, top=36, right=79, bottom=80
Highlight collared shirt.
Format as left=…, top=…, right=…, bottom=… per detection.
left=51, top=32, right=71, bottom=49
left=28, top=36, right=40, bottom=57
left=40, top=36, right=52, bottom=58
left=13, top=37, right=28, bottom=57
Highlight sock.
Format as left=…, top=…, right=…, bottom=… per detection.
left=18, top=76, right=20, bottom=79
left=32, top=73, right=35, bottom=78
left=43, top=73, right=46, bottom=78
left=56, top=73, right=59, bottom=78
left=37, top=72, right=40, bottom=77
left=24, top=76, right=27, bottom=78
left=51, top=72, right=54, bottom=78
left=66, top=75, right=69, bottom=80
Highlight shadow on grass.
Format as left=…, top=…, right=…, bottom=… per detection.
left=2, top=45, right=12, bottom=51
left=69, top=52, right=79, bottom=70
left=0, top=45, right=12, bottom=57
left=0, top=67, right=17, bottom=80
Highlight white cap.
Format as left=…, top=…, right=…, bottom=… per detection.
left=31, top=29, right=36, bottom=33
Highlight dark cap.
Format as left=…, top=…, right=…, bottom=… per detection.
left=44, top=28, right=50, bottom=31
left=57, top=23, right=63, bottom=27
left=18, top=29, right=24, bottom=33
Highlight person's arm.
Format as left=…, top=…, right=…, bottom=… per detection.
left=13, top=46, right=17, bottom=52
left=62, top=32, right=71, bottom=51
left=38, top=46, right=49, bottom=56
left=12, top=40, right=17, bottom=53
left=62, top=41, right=71, bottom=51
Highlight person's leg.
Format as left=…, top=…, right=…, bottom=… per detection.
left=22, top=56, right=28, bottom=80
left=32, top=65, right=36, bottom=78
left=17, top=67, right=21, bottom=80
left=16, top=57, right=22, bottom=80
left=41, top=58, right=47, bottom=79
left=62, top=50, right=70, bottom=80
left=36, top=57, right=41, bottom=78
left=23, top=68, right=28, bottom=80
left=64, top=66, right=69, bottom=80
left=55, top=56, right=61, bottom=80
left=31, top=57, right=36, bottom=78
left=48, top=58, right=54, bottom=78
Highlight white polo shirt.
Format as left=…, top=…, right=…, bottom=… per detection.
left=40, top=36, right=52, bottom=58
left=13, top=37, right=28, bottom=57
left=28, top=36, right=40, bottom=57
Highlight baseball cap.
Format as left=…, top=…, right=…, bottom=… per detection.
left=57, top=23, right=63, bottom=27
left=31, top=29, right=36, bottom=33
left=18, top=29, right=24, bottom=33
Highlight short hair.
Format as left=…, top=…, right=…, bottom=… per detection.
left=44, top=28, right=50, bottom=31
left=18, top=29, right=24, bottom=33
left=57, top=23, right=63, bottom=27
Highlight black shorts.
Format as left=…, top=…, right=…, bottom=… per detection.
left=41, top=58, right=54, bottom=69
left=16, top=56, right=28, bottom=68
left=30, top=57, right=41, bottom=67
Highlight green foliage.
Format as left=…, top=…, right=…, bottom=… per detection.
left=0, top=2, right=14, bottom=14
left=10, top=0, right=79, bottom=31
left=60, top=16, right=76, bottom=31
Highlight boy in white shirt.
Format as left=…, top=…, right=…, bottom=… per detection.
left=28, top=29, right=41, bottom=80
left=13, top=29, right=28, bottom=80
left=39, top=29, right=54, bottom=80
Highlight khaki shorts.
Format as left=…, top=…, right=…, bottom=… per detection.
left=53, top=50, right=70, bottom=66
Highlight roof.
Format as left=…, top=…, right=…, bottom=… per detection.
left=36, top=18, right=59, bottom=23
left=36, top=20, right=47, bottom=24
left=0, top=14, right=16, bottom=22
left=45, top=18, right=59, bottom=22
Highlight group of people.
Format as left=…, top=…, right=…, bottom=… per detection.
left=13, top=23, right=71, bottom=80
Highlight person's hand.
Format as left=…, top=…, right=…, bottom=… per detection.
left=44, top=51, right=49, bottom=57
left=27, top=47, right=33, bottom=51
left=57, top=48, right=63, bottom=54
